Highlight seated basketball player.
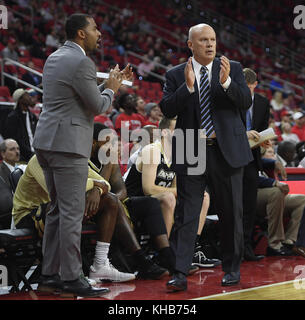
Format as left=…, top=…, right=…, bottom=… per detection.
left=124, top=116, right=221, bottom=268
left=12, top=155, right=169, bottom=289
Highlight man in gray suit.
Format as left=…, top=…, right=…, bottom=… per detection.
left=33, top=13, right=126, bottom=297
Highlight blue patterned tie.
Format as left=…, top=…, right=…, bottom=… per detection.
left=199, top=66, right=214, bottom=137
left=246, top=109, right=252, bottom=131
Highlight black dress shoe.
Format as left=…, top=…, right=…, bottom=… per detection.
left=167, top=272, right=187, bottom=292
left=221, top=272, right=240, bottom=286
left=244, top=251, right=265, bottom=261
left=61, top=275, right=110, bottom=298
left=266, top=246, right=293, bottom=256
left=37, top=274, right=63, bottom=294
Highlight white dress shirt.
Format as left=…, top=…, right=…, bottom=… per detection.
left=187, top=57, right=231, bottom=93
left=23, top=111, right=34, bottom=152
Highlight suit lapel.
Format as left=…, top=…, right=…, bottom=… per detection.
left=252, top=94, right=259, bottom=129
left=194, top=74, right=200, bottom=127
left=211, top=58, right=220, bottom=97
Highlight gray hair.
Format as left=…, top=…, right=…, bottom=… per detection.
left=0, top=139, right=17, bottom=154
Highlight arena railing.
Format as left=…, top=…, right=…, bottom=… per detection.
left=125, top=51, right=166, bottom=82
left=0, top=58, right=43, bottom=94
left=259, top=71, right=305, bottom=101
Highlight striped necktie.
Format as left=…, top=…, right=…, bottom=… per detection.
left=199, top=66, right=214, bottom=137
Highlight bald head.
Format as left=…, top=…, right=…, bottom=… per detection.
left=188, top=23, right=214, bottom=40
left=187, top=24, right=216, bottom=65
left=0, top=139, right=20, bottom=166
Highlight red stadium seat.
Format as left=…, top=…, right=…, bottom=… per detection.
left=139, top=81, right=151, bottom=90
left=32, top=58, right=45, bottom=69
left=0, top=86, right=11, bottom=99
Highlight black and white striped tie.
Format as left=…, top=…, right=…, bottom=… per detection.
left=199, top=66, right=214, bottom=137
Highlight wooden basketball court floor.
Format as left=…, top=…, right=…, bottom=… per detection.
left=0, top=256, right=305, bottom=301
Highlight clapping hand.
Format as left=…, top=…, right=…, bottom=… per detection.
left=121, top=63, right=133, bottom=81
left=184, top=57, right=195, bottom=90
left=105, top=64, right=123, bottom=93
left=219, top=56, right=230, bottom=84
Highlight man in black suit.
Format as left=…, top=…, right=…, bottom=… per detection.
left=2, top=89, right=37, bottom=162
left=0, top=139, right=20, bottom=189
left=160, top=23, right=253, bottom=291
left=0, top=139, right=20, bottom=228
left=241, top=68, right=271, bottom=261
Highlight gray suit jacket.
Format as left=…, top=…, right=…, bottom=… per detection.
left=33, top=41, right=114, bottom=158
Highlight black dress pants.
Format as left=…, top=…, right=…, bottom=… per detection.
left=170, top=143, right=244, bottom=275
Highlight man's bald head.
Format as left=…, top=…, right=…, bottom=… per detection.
left=188, top=23, right=214, bottom=40
left=187, top=23, right=216, bottom=65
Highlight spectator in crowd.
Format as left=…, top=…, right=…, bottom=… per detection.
left=94, top=105, right=115, bottom=130
left=115, top=93, right=145, bottom=139
left=2, top=89, right=37, bottom=162
left=296, top=142, right=305, bottom=169
left=284, top=92, right=297, bottom=111
left=45, top=29, right=61, bottom=50
left=134, top=95, right=147, bottom=123
left=257, top=166, right=305, bottom=256
left=270, top=91, right=285, bottom=121
left=298, top=95, right=305, bottom=112
left=281, top=122, right=300, bottom=145
left=137, top=16, right=152, bottom=33
left=0, top=139, right=20, bottom=190
left=276, top=141, right=298, bottom=167
left=144, top=103, right=162, bottom=127
left=1, top=38, right=19, bottom=61
left=22, top=61, right=41, bottom=87
left=137, top=54, right=155, bottom=81
left=291, top=112, right=305, bottom=142
left=270, top=75, right=284, bottom=94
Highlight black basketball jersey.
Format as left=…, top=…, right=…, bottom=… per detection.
left=125, top=142, right=175, bottom=197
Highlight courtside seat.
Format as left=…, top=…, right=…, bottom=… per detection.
left=285, top=167, right=305, bottom=181
left=0, top=228, right=41, bottom=292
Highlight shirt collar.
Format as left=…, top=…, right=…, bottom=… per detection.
left=192, top=57, right=213, bottom=74
left=3, top=161, right=15, bottom=173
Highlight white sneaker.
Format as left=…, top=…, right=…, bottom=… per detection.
left=85, top=277, right=97, bottom=286
left=89, top=260, right=136, bottom=283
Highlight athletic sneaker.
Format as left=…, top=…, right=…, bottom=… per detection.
left=85, top=277, right=97, bottom=286
left=136, top=262, right=169, bottom=280
left=192, top=250, right=221, bottom=268
left=89, top=260, right=136, bottom=283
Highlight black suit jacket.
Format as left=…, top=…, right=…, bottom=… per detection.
left=160, top=58, right=253, bottom=174
left=2, top=108, right=37, bottom=162
left=0, top=162, right=12, bottom=188
left=240, top=93, right=271, bottom=170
